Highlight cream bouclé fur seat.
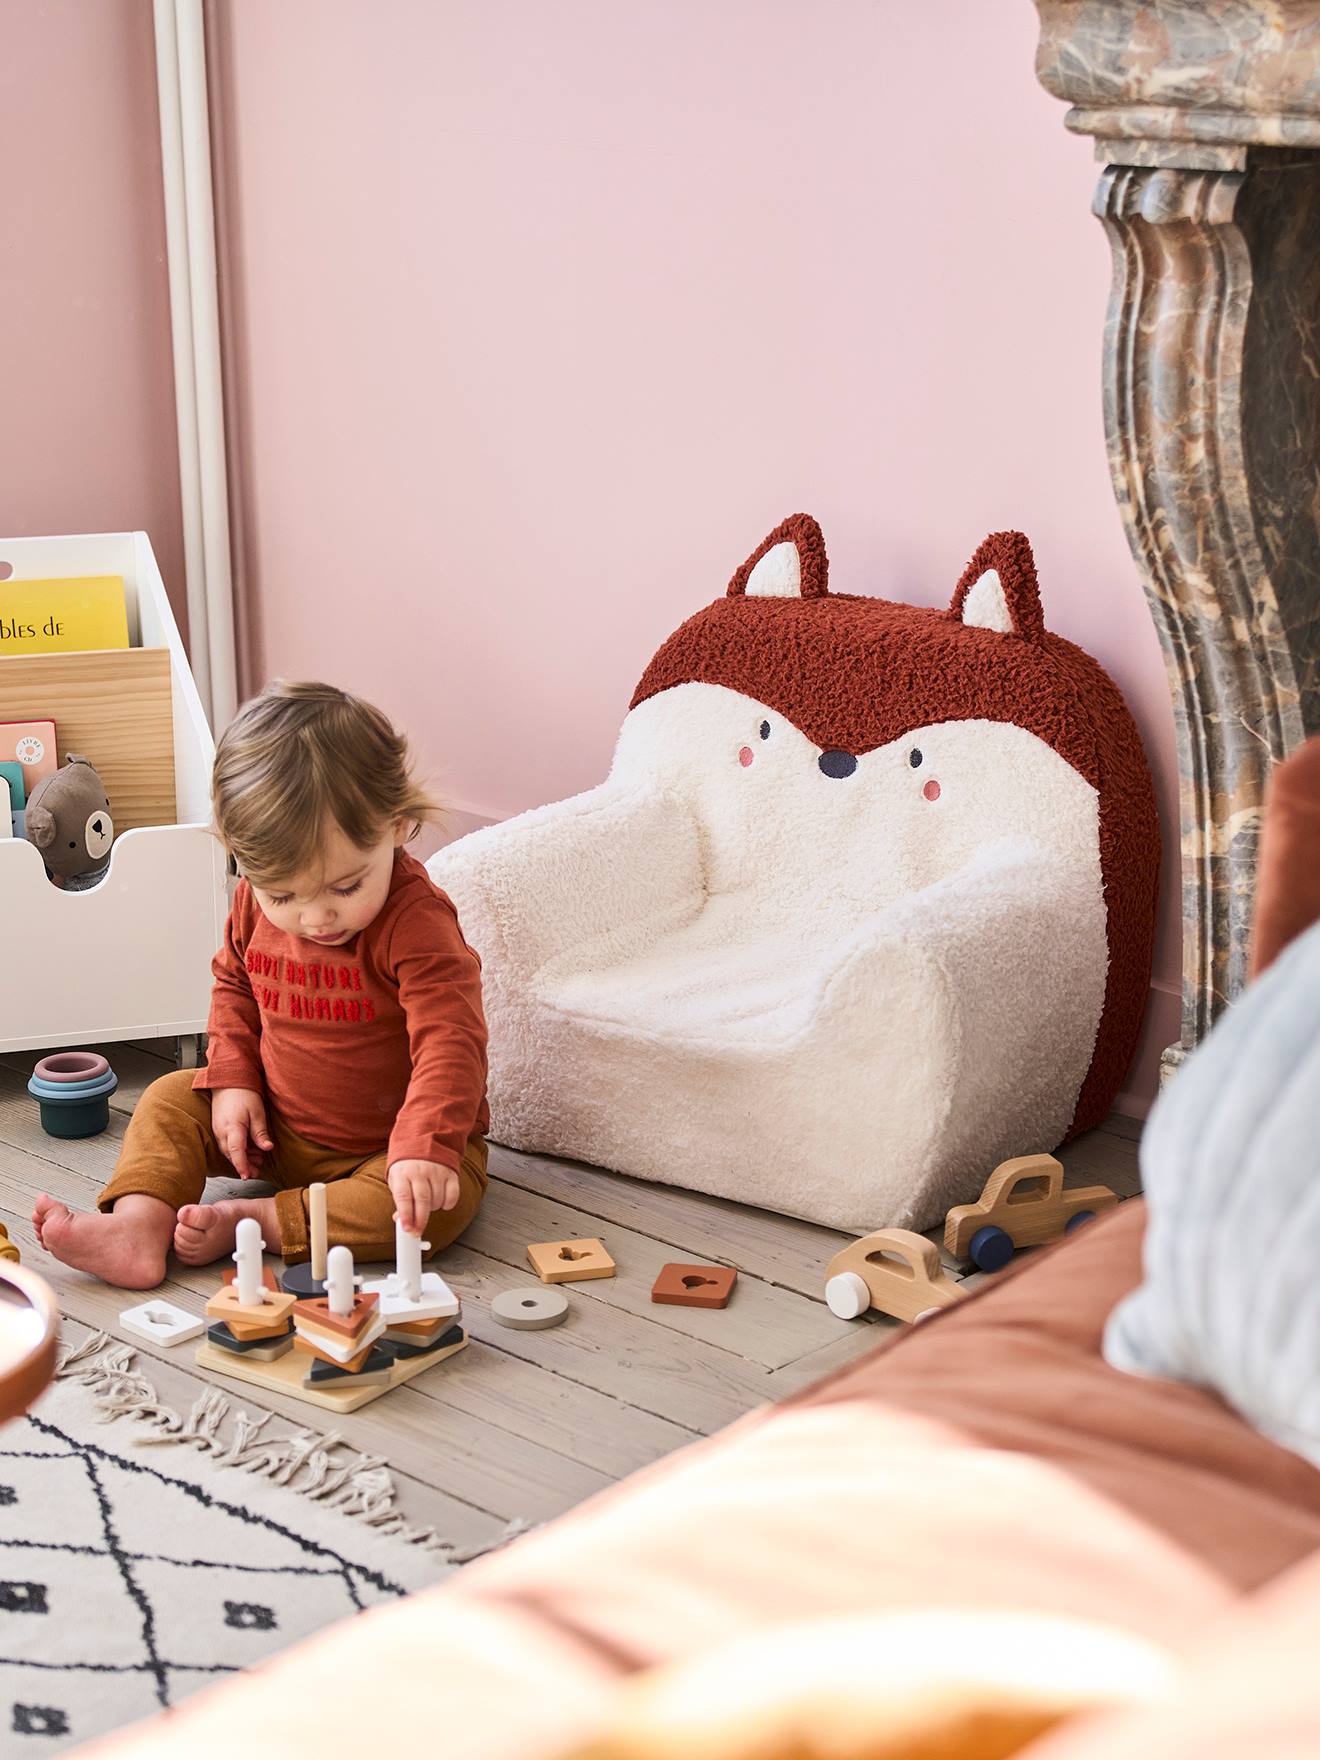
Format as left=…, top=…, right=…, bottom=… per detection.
left=429, top=516, right=1159, bottom=1231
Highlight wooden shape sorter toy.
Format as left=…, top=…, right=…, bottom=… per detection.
left=526, top=1238, right=616, bottom=1284
left=196, top=1219, right=467, bottom=1414
left=651, top=1263, right=738, bottom=1309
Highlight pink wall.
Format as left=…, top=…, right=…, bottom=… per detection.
left=213, top=0, right=1180, bottom=1102
left=0, top=0, right=185, bottom=624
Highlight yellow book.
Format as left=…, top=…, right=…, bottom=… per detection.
left=0, top=576, right=130, bottom=656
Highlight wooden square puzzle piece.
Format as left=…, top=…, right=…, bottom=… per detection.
left=360, top=1270, right=459, bottom=1324
left=651, top=1263, right=738, bottom=1309
left=215, top=1302, right=299, bottom=1342
left=208, top=1322, right=295, bottom=1362
left=526, top=1238, right=615, bottom=1284
left=382, top=1314, right=450, bottom=1345
left=218, top=1313, right=296, bottom=1343
left=386, top=1323, right=466, bottom=1360
left=223, top=1266, right=279, bottom=1293
left=206, top=1284, right=296, bottom=1332
left=119, top=1301, right=204, bottom=1346
left=305, top=1345, right=395, bottom=1388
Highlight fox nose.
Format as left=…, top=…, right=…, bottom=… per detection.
left=818, top=749, right=857, bottom=779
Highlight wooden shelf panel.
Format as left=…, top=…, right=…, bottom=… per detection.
left=0, top=648, right=175, bottom=829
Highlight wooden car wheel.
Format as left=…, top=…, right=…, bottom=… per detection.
left=968, top=1224, right=1014, bottom=1272
left=825, top=1270, right=871, bottom=1319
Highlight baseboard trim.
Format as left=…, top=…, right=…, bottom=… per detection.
left=1116, top=979, right=1181, bottom=1121
left=412, top=801, right=500, bottom=865
left=436, top=803, right=499, bottom=844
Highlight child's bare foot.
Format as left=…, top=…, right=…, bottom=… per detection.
left=33, top=1194, right=169, bottom=1289
left=174, top=1198, right=278, bottom=1267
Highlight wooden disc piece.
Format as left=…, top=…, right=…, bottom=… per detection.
left=281, top=1262, right=327, bottom=1299
left=492, top=1288, right=569, bottom=1331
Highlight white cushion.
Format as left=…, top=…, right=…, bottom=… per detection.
left=1105, top=920, right=1320, bottom=1464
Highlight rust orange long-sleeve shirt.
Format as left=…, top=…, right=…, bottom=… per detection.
left=194, top=851, right=489, bottom=1171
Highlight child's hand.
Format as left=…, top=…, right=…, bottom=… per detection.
left=210, top=1087, right=274, bottom=1179
left=388, top=1158, right=459, bottom=1233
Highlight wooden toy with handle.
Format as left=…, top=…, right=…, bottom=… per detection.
left=944, top=1153, right=1119, bottom=1272
left=824, top=1229, right=964, bottom=1324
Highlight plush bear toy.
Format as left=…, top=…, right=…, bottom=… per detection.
left=26, top=755, right=115, bottom=890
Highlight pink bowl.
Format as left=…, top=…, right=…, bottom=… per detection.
left=32, top=1052, right=111, bottom=1085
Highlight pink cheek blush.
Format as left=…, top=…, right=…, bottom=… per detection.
left=738, top=747, right=754, bottom=768
left=923, top=779, right=941, bottom=802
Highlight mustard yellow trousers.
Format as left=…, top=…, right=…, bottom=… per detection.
left=96, top=1069, right=487, bottom=1262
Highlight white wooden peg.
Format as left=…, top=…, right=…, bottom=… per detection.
left=326, top=1244, right=356, bottom=1317
left=309, top=1182, right=328, bottom=1282
left=394, top=1217, right=429, bottom=1303
left=233, top=1216, right=267, bottom=1307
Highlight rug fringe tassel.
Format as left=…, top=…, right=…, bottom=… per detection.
left=56, top=1332, right=527, bottom=1561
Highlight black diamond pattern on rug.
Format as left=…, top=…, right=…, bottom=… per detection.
left=0, top=1410, right=408, bottom=1753
left=13, top=1702, right=70, bottom=1737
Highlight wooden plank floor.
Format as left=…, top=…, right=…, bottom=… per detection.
left=0, top=1041, right=1142, bottom=1550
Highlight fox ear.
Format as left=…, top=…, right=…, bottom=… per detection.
left=727, top=513, right=829, bottom=600
left=949, top=531, right=1045, bottom=642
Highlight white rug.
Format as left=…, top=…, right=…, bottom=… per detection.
left=0, top=1334, right=516, bottom=1752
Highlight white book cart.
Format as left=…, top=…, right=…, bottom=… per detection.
left=0, top=532, right=228, bottom=1067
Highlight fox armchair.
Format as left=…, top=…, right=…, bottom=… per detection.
left=429, top=517, right=1159, bottom=1230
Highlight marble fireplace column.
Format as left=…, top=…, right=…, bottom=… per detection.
left=1034, top=2, right=1320, bottom=1073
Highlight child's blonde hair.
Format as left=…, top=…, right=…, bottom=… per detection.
left=212, top=681, right=439, bottom=886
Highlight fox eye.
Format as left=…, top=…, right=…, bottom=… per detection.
left=759, top=721, right=771, bottom=741
left=908, top=748, right=923, bottom=768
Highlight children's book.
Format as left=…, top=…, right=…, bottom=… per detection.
left=0, top=576, right=129, bottom=655
left=0, top=760, right=24, bottom=809
left=0, top=759, right=25, bottom=838
left=0, top=719, right=58, bottom=790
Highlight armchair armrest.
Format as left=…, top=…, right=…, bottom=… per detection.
left=427, top=783, right=704, bottom=981
left=817, top=841, right=1109, bottom=1217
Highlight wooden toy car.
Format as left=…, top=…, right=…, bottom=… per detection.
left=944, top=1154, right=1118, bottom=1272
left=824, top=1228, right=964, bottom=1324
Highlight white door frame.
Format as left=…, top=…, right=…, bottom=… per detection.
left=153, top=0, right=238, bottom=733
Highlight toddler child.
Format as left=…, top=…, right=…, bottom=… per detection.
left=34, top=681, right=489, bottom=1289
